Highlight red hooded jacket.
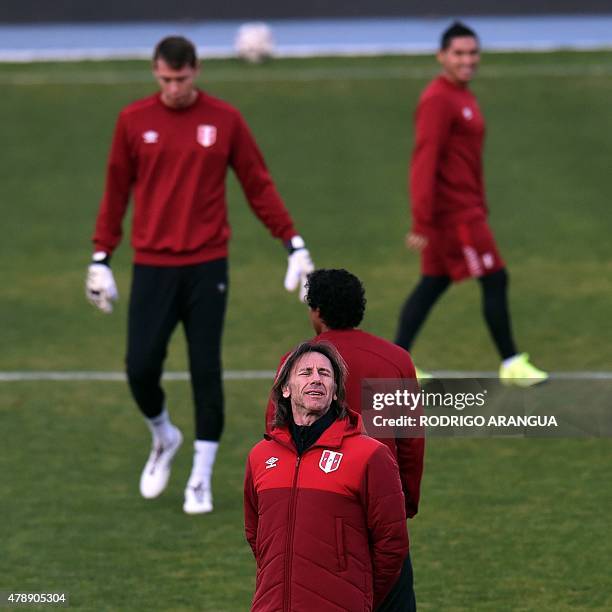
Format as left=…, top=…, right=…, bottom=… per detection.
left=244, top=411, right=409, bottom=611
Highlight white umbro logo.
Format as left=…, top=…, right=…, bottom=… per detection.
left=265, top=457, right=279, bottom=469
left=462, top=107, right=474, bottom=120
left=143, top=130, right=159, bottom=144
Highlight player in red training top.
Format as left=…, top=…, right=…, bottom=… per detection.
left=85, top=36, right=314, bottom=514
left=395, top=22, right=548, bottom=386
left=266, top=269, right=423, bottom=612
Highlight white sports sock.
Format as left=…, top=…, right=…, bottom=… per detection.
left=146, top=408, right=176, bottom=446
left=187, top=440, right=219, bottom=490
left=502, top=354, right=520, bottom=368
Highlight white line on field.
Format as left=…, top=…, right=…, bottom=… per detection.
left=0, top=370, right=276, bottom=382
left=0, top=370, right=611, bottom=382
left=3, top=63, right=612, bottom=86
left=432, top=371, right=612, bottom=380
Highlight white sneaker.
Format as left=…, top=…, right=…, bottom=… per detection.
left=139, top=426, right=183, bottom=499
left=183, top=482, right=213, bottom=514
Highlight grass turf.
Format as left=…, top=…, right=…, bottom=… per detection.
left=1, top=382, right=610, bottom=610
left=1, top=52, right=611, bottom=609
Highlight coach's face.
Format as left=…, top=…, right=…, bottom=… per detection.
left=283, top=352, right=337, bottom=423
left=438, top=36, right=480, bottom=85
left=154, top=58, right=199, bottom=109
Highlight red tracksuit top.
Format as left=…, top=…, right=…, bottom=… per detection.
left=93, top=90, right=296, bottom=266
left=265, top=329, right=425, bottom=519
left=245, top=411, right=409, bottom=611
left=410, top=75, right=487, bottom=235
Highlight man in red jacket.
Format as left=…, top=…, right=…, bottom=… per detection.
left=245, top=341, right=409, bottom=611
left=395, top=22, right=547, bottom=386
left=85, top=36, right=314, bottom=514
left=265, top=268, right=423, bottom=610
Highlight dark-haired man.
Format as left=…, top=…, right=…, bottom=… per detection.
left=86, top=36, right=314, bottom=514
left=396, top=22, right=547, bottom=386
left=266, top=269, right=423, bottom=611
left=247, top=341, right=409, bottom=611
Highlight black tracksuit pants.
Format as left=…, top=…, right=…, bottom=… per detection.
left=395, top=269, right=517, bottom=360
left=126, top=258, right=228, bottom=441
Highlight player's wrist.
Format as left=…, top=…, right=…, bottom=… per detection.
left=91, top=251, right=111, bottom=266
left=284, top=235, right=306, bottom=254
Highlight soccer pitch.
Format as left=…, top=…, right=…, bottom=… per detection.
left=1, top=52, right=611, bottom=610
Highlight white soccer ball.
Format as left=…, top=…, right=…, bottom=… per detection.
left=235, top=23, right=275, bottom=63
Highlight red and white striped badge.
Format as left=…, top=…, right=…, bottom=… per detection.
left=319, top=450, right=343, bottom=474
left=197, top=124, right=217, bottom=148
left=462, top=245, right=483, bottom=277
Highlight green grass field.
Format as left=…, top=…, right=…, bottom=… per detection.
left=1, top=52, right=612, bottom=610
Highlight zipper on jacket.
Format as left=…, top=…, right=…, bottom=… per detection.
left=283, top=455, right=302, bottom=612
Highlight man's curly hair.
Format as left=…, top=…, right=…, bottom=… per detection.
left=306, top=269, right=366, bottom=329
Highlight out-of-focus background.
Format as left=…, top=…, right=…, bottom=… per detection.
left=1, top=2, right=611, bottom=610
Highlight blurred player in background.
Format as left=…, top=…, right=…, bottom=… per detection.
left=266, top=269, right=423, bottom=611
left=86, top=36, right=314, bottom=513
left=395, top=22, right=548, bottom=387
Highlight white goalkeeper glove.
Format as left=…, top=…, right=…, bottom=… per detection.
left=86, top=252, right=118, bottom=314
left=284, top=236, right=314, bottom=302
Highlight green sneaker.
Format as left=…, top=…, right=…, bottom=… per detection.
left=415, top=366, right=434, bottom=382
left=499, top=353, right=548, bottom=387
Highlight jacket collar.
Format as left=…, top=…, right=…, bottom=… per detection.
left=290, top=405, right=338, bottom=455
left=266, top=409, right=363, bottom=453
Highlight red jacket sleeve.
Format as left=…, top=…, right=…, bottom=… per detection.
left=363, top=445, right=409, bottom=608
left=93, top=112, right=135, bottom=254
left=397, top=359, right=425, bottom=519
left=396, top=437, right=424, bottom=519
left=409, top=94, right=453, bottom=235
left=230, top=112, right=297, bottom=243
left=244, top=455, right=259, bottom=560
left=366, top=435, right=422, bottom=517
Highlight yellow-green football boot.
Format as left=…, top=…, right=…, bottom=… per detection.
left=415, top=366, right=434, bottom=382
left=499, top=353, right=548, bottom=387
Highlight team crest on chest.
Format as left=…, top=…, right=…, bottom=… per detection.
left=142, top=130, right=159, bottom=143
left=462, top=107, right=474, bottom=120
left=319, top=450, right=343, bottom=474
left=197, top=124, right=217, bottom=148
